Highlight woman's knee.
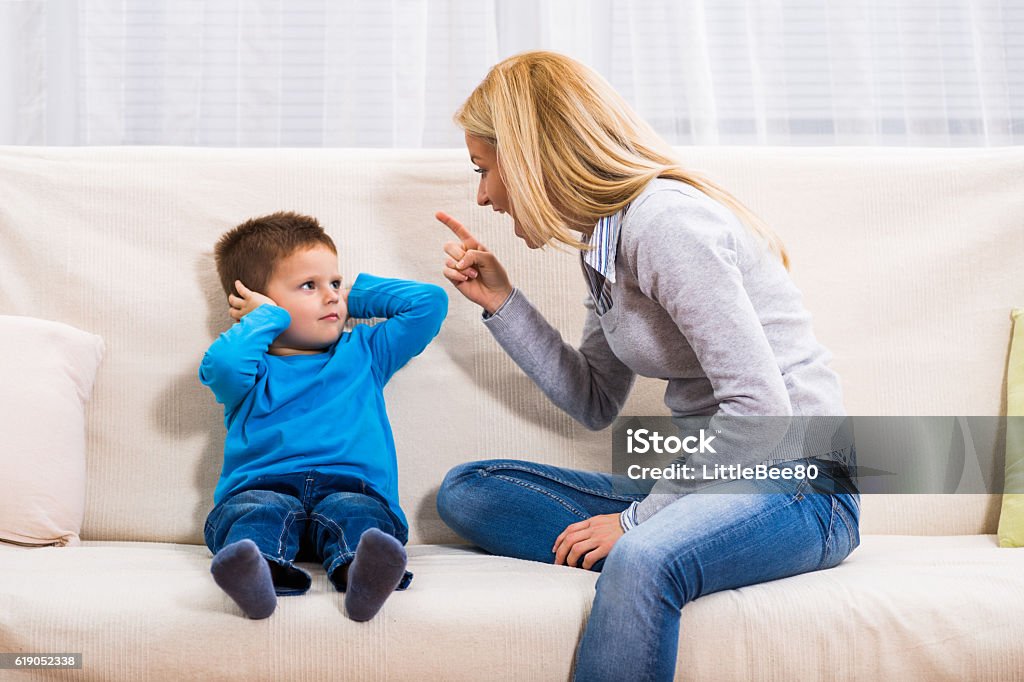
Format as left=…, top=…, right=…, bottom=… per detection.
left=436, top=460, right=489, bottom=525
left=607, top=529, right=671, bottom=575
left=600, top=526, right=689, bottom=603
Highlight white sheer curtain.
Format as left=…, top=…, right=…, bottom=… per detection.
left=2, top=0, right=1020, bottom=147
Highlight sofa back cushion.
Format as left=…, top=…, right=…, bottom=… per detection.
left=0, top=146, right=1020, bottom=544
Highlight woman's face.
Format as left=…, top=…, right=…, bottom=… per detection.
left=465, top=132, right=541, bottom=248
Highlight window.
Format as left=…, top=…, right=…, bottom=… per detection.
left=2, top=0, right=1020, bottom=146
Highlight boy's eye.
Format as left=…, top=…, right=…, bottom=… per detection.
left=300, top=281, right=314, bottom=290
left=331, top=280, right=342, bottom=289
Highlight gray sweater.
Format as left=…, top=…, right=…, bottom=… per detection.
left=483, top=178, right=847, bottom=527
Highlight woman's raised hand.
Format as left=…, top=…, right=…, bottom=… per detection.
left=436, top=211, right=513, bottom=315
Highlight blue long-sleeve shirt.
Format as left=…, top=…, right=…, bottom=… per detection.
left=199, top=274, right=448, bottom=528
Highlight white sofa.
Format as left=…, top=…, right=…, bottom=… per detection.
left=1, top=145, right=1023, bottom=681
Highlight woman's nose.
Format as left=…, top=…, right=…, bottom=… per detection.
left=477, top=178, right=489, bottom=207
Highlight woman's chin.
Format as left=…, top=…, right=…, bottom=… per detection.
left=514, top=222, right=543, bottom=249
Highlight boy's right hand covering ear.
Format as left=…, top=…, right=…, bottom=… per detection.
left=436, top=211, right=513, bottom=315
left=228, top=280, right=278, bottom=322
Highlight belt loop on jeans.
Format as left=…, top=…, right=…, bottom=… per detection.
left=303, top=470, right=316, bottom=506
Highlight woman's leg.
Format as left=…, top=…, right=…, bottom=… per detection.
left=573, top=461, right=860, bottom=682
left=436, top=459, right=652, bottom=565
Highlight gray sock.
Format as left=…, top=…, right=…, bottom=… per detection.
left=210, top=539, right=277, bottom=620
left=344, top=529, right=407, bottom=622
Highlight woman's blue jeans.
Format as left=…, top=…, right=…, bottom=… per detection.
left=436, top=457, right=859, bottom=682
left=204, top=470, right=412, bottom=595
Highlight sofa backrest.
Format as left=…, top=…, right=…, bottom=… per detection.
left=1, top=146, right=1021, bottom=544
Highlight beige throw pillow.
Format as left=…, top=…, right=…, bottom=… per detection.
left=0, top=316, right=104, bottom=547
left=998, top=308, right=1024, bottom=547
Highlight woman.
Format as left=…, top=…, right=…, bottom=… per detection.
left=434, top=51, right=859, bottom=682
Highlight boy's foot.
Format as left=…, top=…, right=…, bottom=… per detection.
left=211, top=539, right=277, bottom=620
left=344, top=528, right=407, bottom=622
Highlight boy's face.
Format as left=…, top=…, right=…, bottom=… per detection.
left=264, top=245, right=347, bottom=356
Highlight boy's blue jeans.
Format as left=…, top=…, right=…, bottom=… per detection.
left=436, top=457, right=859, bottom=682
left=204, top=470, right=412, bottom=595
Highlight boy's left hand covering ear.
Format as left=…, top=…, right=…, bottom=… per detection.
left=228, top=280, right=277, bottom=321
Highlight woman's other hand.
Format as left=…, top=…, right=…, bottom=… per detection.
left=553, top=513, right=625, bottom=570
left=437, top=211, right=513, bottom=315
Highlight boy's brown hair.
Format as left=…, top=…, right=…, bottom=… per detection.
left=214, top=211, right=337, bottom=298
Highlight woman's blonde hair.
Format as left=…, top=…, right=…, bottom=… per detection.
left=454, top=50, right=789, bottom=269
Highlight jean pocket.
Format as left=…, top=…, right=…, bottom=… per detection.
left=835, top=493, right=861, bottom=551
left=820, top=494, right=859, bottom=570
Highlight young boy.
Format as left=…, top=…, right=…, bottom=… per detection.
left=200, top=211, right=447, bottom=621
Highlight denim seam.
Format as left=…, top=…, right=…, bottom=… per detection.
left=482, top=463, right=642, bottom=502
left=277, top=510, right=306, bottom=558
left=793, top=475, right=811, bottom=501
left=309, top=512, right=349, bottom=549
left=491, top=474, right=591, bottom=520
left=821, top=496, right=839, bottom=570
left=302, top=474, right=316, bottom=506
left=326, top=550, right=357, bottom=579
left=833, top=494, right=859, bottom=550
left=309, top=511, right=354, bottom=577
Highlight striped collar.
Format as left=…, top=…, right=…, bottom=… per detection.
left=581, top=207, right=627, bottom=283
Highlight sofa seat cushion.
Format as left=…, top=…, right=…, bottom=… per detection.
left=1, top=537, right=1022, bottom=680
